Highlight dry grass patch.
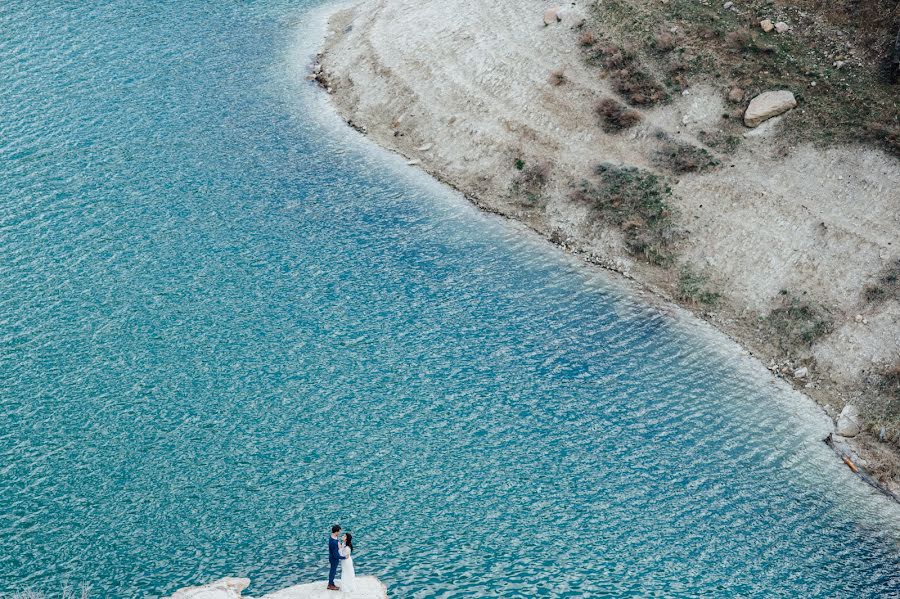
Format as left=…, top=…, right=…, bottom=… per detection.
left=859, top=362, right=900, bottom=453
left=878, top=363, right=900, bottom=403
left=579, top=30, right=596, bottom=47
left=765, top=290, right=832, bottom=352
left=653, top=29, right=677, bottom=52
left=864, top=259, right=900, bottom=303
left=677, top=267, right=721, bottom=305
left=853, top=432, right=900, bottom=484
left=653, top=133, right=720, bottom=173
left=512, top=158, right=549, bottom=203
left=697, top=128, right=743, bottom=153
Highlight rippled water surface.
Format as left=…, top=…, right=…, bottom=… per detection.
left=2, top=2, right=900, bottom=597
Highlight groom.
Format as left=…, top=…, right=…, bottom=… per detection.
left=327, top=524, right=346, bottom=591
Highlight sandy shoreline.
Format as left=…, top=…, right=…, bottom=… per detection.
left=310, top=0, right=900, bottom=495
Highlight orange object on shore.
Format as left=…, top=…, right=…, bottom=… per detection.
left=843, top=456, right=859, bottom=473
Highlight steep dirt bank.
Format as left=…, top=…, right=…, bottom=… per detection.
left=314, top=0, right=900, bottom=491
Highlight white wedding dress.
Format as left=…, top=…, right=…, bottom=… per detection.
left=339, top=545, right=356, bottom=592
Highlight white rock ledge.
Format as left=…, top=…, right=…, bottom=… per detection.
left=166, top=576, right=387, bottom=599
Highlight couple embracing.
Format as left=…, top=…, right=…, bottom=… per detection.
left=327, top=524, right=355, bottom=591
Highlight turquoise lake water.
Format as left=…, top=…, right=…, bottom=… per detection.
left=2, top=1, right=900, bottom=596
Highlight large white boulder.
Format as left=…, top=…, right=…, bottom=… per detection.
left=835, top=404, right=862, bottom=437
left=165, top=578, right=250, bottom=599
left=743, top=90, right=797, bottom=127
left=261, top=576, right=387, bottom=599
left=167, top=577, right=388, bottom=599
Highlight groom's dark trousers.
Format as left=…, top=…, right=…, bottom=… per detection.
left=328, top=536, right=342, bottom=586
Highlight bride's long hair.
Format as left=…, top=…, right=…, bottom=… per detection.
left=344, top=532, right=353, bottom=552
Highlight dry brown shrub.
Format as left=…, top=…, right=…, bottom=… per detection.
left=726, top=28, right=753, bottom=50
left=549, top=68, right=567, bottom=86
left=598, top=44, right=628, bottom=69
left=613, top=69, right=667, bottom=106
left=854, top=433, right=900, bottom=483
left=596, top=97, right=642, bottom=132
left=654, top=31, right=676, bottom=52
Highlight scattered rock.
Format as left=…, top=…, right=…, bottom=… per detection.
left=543, top=7, right=561, bottom=26
left=760, top=19, right=774, bottom=33
left=743, top=90, right=797, bottom=127
left=774, top=21, right=790, bottom=34
left=835, top=405, right=862, bottom=438
left=406, top=158, right=421, bottom=165
left=793, top=366, right=808, bottom=379
left=727, top=86, right=745, bottom=103
left=723, top=1, right=733, bottom=8
left=833, top=60, right=846, bottom=69
left=829, top=433, right=853, bottom=456
left=416, top=143, right=433, bottom=151
left=743, top=114, right=782, bottom=137
left=855, top=314, right=863, bottom=322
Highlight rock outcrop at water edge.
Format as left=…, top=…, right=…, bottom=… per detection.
left=165, top=577, right=388, bottom=599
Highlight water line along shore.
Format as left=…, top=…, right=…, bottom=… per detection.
left=310, top=0, right=900, bottom=495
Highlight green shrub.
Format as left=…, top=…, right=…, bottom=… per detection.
left=677, top=268, right=721, bottom=305
left=653, top=136, right=719, bottom=173
left=765, top=292, right=832, bottom=349
left=572, top=163, right=676, bottom=264
left=512, top=162, right=549, bottom=203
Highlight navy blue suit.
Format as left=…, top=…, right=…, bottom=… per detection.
left=328, top=535, right=344, bottom=586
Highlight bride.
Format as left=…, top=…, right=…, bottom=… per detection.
left=339, top=533, right=356, bottom=592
